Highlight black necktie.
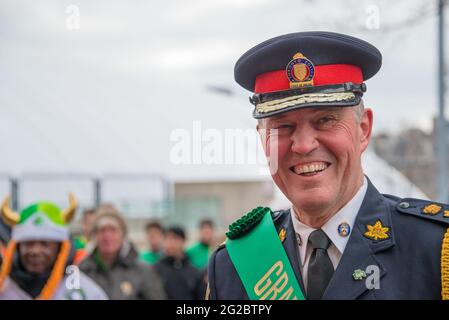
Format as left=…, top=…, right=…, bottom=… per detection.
left=307, top=229, right=334, bottom=300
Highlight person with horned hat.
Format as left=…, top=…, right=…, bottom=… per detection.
left=0, top=193, right=108, bottom=300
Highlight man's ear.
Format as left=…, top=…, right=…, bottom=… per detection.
left=360, top=108, right=373, bottom=153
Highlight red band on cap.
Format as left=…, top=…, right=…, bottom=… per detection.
left=254, top=64, right=363, bottom=93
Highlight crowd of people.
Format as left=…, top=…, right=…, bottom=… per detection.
left=0, top=196, right=218, bottom=300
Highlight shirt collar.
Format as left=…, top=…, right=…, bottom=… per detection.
left=291, top=176, right=368, bottom=258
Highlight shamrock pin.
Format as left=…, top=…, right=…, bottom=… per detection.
left=33, top=216, right=44, bottom=226
left=352, top=269, right=367, bottom=281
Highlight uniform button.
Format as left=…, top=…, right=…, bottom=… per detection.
left=399, top=201, right=410, bottom=209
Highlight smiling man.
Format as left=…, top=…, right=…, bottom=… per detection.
left=207, top=32, right=449, bottom=300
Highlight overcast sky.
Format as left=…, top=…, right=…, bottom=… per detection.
left=0, top=0, right=447, bottom=180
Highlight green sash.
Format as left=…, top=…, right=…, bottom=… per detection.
left=226, top=210, right=305, bottom=300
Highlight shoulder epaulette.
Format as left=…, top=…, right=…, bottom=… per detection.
left=225, top=207, right=272, bottom=240
left=395, top=198, right=449, bottom=299
left=396, top=198, right=449, bottom=225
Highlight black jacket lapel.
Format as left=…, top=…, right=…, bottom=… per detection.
left=323, top=178, right=395, bottom=299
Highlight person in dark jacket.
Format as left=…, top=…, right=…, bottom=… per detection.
left=79, top=205, right=167, bottom=300
left=139, top=221, right=165, bottom=265
left=154, top=226, right=205, bottom=300
left=207, top=31, right=449, bottom=300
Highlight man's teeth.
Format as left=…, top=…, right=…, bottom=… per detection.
left=293, top=162, right=329, bottom=175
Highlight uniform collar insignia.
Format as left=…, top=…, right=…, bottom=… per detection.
left=278, top=228, right=287, bottom=243
left=363, top=220, right=390, bottom=241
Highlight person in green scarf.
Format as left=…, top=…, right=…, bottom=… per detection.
left=140, top=221, right=165, bottom=264
left=186, top=219, right=215, bottom=270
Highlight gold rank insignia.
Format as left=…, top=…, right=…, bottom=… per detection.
left=364, top=220, right=390, bottom=241
left=444, top=211, right=449, bottom=218
left=278, top=228, right=287, bottom=243
left=422, top=204, right=442, bottom=216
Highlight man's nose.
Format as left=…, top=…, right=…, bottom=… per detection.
left=290, top=126, right=319, bottom=155
left=27, top=244, right=41, bottom=254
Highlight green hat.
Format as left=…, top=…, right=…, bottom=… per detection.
left=1, top=193, right=77, bottom=242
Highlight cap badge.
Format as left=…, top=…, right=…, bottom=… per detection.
left=33, top=216, right=44, bottom=226
left=286, top=52, right=315, bottom=88
left=364, top=220, right=390, bottom=241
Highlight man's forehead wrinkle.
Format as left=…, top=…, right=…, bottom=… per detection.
left=310, top=107, right=344, bottom=114
left=268, top=114, right=289, bottom=122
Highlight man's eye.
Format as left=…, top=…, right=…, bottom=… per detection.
left=265, top=124, right=293, bottom=136
left=274, top=125, right=294, bottom=134
left=317, top=116, right=336, bottom=125
left=276, top=124, right=293, bottom=129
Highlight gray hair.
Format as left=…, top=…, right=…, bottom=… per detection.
left=353, top=99, right=365, bottom=123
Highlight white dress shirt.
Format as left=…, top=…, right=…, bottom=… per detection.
left=291, top=176, right=368, bottom=290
